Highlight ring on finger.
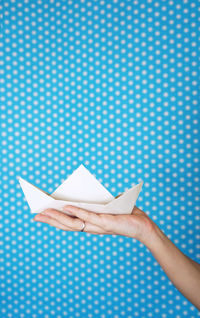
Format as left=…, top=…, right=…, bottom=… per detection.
left=80, top=220, right=86, bottom=232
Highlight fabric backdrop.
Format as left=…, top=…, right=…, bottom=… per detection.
left=0, top=0, right=200, bottom=317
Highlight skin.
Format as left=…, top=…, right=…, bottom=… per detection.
left=33, top=196, right=200, bottom=310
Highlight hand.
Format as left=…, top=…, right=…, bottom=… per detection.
left=33, top=200, right=200, bottom=309
left=33, top=202, right=157, bottom=246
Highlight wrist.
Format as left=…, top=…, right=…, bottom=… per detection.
left=138, top=218, right=166, bottom=250
left=144, top=222, right=166, bottom=251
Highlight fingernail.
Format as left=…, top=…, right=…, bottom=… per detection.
left=42, top=210, right=52, bottom=216
left=62, top=208, right=73, bottom=214
left=62, top=205, right=73, bottom=212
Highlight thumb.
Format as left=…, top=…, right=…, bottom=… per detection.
left=131, top=206, right=147, bottom=216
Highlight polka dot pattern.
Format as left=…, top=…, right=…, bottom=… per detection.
left=0, top=0, right=200, bottom=317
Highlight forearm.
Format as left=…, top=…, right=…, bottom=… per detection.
left=146, top=223, right=200, bottom=310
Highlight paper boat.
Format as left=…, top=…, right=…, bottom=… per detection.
left=18, top=164, right=143, bottom=215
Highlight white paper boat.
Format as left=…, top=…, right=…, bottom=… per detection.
left=18, top=164, right=143, bottom=215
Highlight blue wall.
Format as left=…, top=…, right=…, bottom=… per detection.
left=0, top=0, right=200, bottom=317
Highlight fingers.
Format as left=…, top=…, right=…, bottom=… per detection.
left=34, top=209, right=111, bottom=235
left=62, top=205, right=116, bottom=232
left=33, top=206, right=148, bottom=239
left=34, top=214, right=77, bottom=231
left=40, top=208, right=85, bottom=230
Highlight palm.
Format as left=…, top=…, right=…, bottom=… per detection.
left=104, top=206, right=154, bottom=241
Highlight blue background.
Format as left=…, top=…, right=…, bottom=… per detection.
left=0, top=0, right=200, bottom=317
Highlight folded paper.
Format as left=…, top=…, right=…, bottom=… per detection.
left=18, top=164, right=143, bottom=215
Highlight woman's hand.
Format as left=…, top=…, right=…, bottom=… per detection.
left=33, top=201, right=200, bottom=309
left=33, top=198, right=200, bottom=310
left=33, top=203, right=157, bottom=246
